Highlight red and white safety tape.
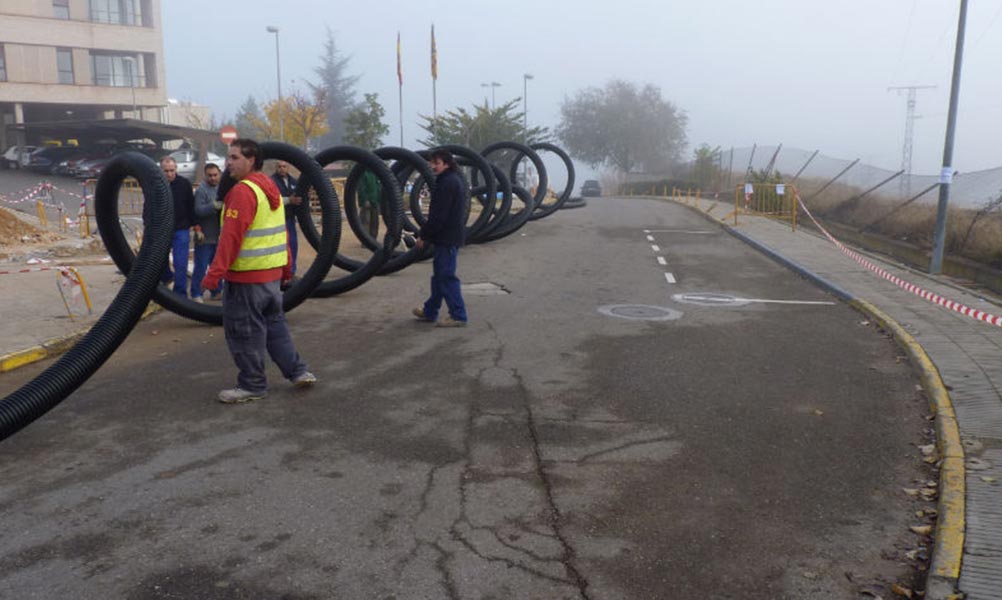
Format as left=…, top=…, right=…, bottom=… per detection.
left=0, top=265, right=69, bottom=276
left=796, top=193, right=1002, bottom=327
left=0, top=183, right=46, bottom=204
left=48, top=183, right=93, bottom=202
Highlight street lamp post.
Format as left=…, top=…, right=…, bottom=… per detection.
left=266, top=25, right=284, bottom=142
left=480, top=82, right=502, bottom=109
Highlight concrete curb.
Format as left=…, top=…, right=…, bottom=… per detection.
left=0, top=302, right=162, bottom=374
left=852, top=300, right=965, bottom=600
left=659, top=196, right=966, bottom=599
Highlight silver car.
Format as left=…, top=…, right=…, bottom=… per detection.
left=169, top=149, right=226, bottom=180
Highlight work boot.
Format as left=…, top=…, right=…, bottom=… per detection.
left=412, top=307, right=434, bottom=322
left=436, top=316, right=467, bottom=328
left=292, top=371, right=317, bottom=388
left=218, top=388, right=266, bottom=404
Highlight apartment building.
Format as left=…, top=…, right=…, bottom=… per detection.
left=0, top=0, right=167, bottom=150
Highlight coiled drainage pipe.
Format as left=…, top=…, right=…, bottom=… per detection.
left=0, top=152, right=173, bottom=441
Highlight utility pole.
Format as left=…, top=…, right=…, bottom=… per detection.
left=888, top=85, right=935, bottom=197
left=930, top=0, right=969, bottom=275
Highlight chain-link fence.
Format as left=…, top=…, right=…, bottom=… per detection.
left=690, top=145, right=1002, bottom=209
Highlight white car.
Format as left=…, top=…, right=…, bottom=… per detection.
left=3, top=145, right=38, bottom=169
left=169, top=149, right=226, bottom=180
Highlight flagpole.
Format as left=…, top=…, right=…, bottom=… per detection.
left=431, top=24, right=438, bottom=139
left=397, top=31, right=404, bottom=146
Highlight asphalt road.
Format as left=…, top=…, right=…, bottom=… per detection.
left=0, top=197, right=931, bottom=599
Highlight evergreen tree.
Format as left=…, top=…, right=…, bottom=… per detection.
left=234, top=95, right=265, bottom=140
left=344, top=93, right=389, bottom=149
left=312, top=26, right=360, bottom=147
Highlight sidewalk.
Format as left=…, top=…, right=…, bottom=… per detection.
left=683, top=196, right=1001, bottom=600
left=0, top=258, right=128, bottom=371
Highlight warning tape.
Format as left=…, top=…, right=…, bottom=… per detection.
left=0, top=266, right=68, bottom=276
left=0, top=183, right=47, bottom=204
left=796, top=192, right=1002, bottom=327
left=48, top=183, right=93, bottom=203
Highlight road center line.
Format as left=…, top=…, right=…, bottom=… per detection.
left=657, top=256, right=667, bottom=266
left=646, top=235, right=655, bottom=242
left=665, top=272, right=676, bottom=284
left=651, top=245, right=661, bottom=253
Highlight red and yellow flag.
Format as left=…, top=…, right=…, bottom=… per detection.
left=431, top=25, right=438, bottom=81
left=396, top=32, right=402, bottom=86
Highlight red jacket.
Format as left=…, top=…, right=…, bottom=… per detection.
left=201, top=171, right=292, bottom=290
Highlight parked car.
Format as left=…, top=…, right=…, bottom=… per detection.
left=26, top=146, right=82, bottom=174
left=54, top=147, right=108, bottom=177
left=75, top=155, right=115, bottom=180
left=169, top=149, right=226, bottom=180
left=2, top=145, right=37, bottom=169
left=581, top=180, right=602, bottom=197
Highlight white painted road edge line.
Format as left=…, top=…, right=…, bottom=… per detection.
left=665, top=272, right=677, bottom=284
left=657, top=256, right=667, bottom=266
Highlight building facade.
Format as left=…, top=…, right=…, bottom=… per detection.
left=0, top=0, right=167, bottom=149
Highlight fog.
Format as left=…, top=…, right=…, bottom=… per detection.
left=163, top=0, right=1002, bottom=179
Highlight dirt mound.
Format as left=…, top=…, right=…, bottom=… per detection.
left=0, top=207, right=63, bottom=248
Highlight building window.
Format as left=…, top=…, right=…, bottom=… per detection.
left=89, top=0, right=142, bottom=26
left=57, top=48, right=75, bottom=84
left=0, top=45, right=6, bottom=83
left=53, top=0, right=70, bottom=19
left=91, top=52, right=141, bottom=87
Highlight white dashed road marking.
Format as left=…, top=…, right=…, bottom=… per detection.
left=657, top=256, right=667, bottom=266
left=651, top=245, right=661, bottom=253
left=646, top=235, right=655, bottom=242
left=665, top=272, right=677, bottom=284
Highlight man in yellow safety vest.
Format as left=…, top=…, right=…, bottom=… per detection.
left=201, top=139, right=316, bottom=404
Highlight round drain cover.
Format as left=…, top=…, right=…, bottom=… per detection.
left=598, top=304, right=683, bottom=321
left=672, top=293, right=750, bottom=307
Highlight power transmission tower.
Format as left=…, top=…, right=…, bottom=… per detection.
left=888, top=85, right=936, bottom=196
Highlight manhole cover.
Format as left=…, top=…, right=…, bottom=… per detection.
left=672, top=293, right=750, bottom=307
left=598, top=304, right=683, bottom=321
left=462, top=282, right=510, bottom=296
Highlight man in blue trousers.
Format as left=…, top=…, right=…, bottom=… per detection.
left=271, top=160, right=302, bottom=277
left=412, top=148, right=468, bottom=327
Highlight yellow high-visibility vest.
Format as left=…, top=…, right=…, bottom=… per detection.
left=226, top=178, right=288, bottom=272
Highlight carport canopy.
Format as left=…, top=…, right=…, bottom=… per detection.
left=10, top=118, right=218, bottom=150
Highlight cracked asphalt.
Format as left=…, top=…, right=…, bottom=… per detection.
left=0, top=198, right=930, bottom=599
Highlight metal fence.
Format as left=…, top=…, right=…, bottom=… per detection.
left=687, top=145, right=1002, bottom=210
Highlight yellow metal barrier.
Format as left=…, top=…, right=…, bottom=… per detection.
left=733, top=183, right=798, bottom=231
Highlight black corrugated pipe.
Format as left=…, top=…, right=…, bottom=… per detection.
left=100, top=142, right=340, bottom=325
left=528, top=142, right=575, bottom=220
left=0, top=152, right=173, bottom=442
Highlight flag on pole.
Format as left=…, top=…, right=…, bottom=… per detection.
left=396, top=32, right=403, bottom=86
left=431, top=25, right=438, bottom=81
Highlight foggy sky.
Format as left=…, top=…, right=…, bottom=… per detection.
left=162, top=0, right=1002, bottom=177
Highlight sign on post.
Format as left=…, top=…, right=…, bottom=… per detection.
left=219, top=125, right=238, bottom=145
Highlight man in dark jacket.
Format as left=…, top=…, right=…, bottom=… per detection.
left=271, top=160, right=302, bottom=276
left=412, top=148, right=468, bottom=327
left=158, top=156, right=196, bottom=297
left=190, top=162, right=223, bottom=302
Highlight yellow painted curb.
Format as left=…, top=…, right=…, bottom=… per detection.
left=0, top=302, right=164, bottom=375
left=851, top=299, right=965, bottom=586
left=0, top=347, right=49, bottom=373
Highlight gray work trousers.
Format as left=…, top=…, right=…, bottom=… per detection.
left=222, top=280, right=308, bottom=393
